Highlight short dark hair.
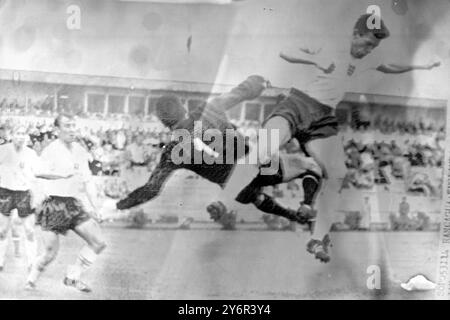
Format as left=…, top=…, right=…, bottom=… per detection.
left=155, top=95, right=187, bottom=129
left=354, top=13, right=390, bottom=40
left=54, top=113, right=75, bottom=128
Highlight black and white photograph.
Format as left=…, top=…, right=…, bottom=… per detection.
left=0, top=0, right=449, bottom=301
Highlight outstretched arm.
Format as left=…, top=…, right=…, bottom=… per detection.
left=280, top=47, right=336, bottom=74
left=35, top=173, right=74, bottom=180
left=116, top=149, right=178, bottom=210
left=375, top=61, right=441, bottom=74
left=280, top=46, right=321, bottom=65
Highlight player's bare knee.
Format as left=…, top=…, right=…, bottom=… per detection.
left=25, top=230, right=35, bottom=242
left=43, top=245, right=58, bottom=261
left=44, top=245, right=56, bottom=255
left=42, top=253, right=56, bottom=266
left=92, top=240, right=107, bottom=254
left=11, top=227, right=20, bottom=238
left=0, top=230, right=7, bottom=240
left=95, top=242, right=107, bottom=254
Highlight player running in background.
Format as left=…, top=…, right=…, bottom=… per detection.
left=116, top=76, right=322, bottom=225
left=211, top=13, right=441, bottom=262
left=0, top=125, right=22, bottom=259
left=0, top=126, right=40, bottom=272
left=26, top=114, right=107, bottom=293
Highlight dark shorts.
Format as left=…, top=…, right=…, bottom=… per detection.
left=35, top=196, right=91, bottom=235
left=0, top=187, right=33, bottom=218
left=264, top=88, right=339, bottom=144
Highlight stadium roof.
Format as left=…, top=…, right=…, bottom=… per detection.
left=344, top=92, right=447, bottom=109
left=0, top=68, right=284, bottom=97
left=0, top=68, right=446, bottom=108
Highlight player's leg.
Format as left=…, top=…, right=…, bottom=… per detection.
left=0, top=188, right=16, bottom=268
left=10, top=211, right=22, bottom=257
left=232, top=170, right=301, bottom=224
left=253, top=193, right=301, bottom=222
left=17, top=191, right=37, bottom=270
left=216, top=116, right=293, bottom=208
left=305, top=135, right=347, bottom=262
left=0, top=213, right=11, bottom=271
left=26, top=230, right=59, bottom=288
left=296, top=171, right=322, bottom=223
left=301, top=173, right=321, bottom=207
left=66, top=218, right=106, bottom=292
left=210, top=152, right=323, bottom=225
left=277, top=151, right=323, bottom=222
left=22, top=214, right=37, bottom=270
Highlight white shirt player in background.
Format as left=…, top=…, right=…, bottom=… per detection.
left=0, top=126, right=40, bottom=272
left=26, top=114, right=107, bottom=293
left=215, top=13, right=441, bottom=263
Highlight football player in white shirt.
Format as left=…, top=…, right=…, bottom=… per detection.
left=0, top=126, right=39, bottom=272
left=212, top=13, right=441, bottom=263
left=0, top=126, right=22, bottom=258
left=26, top=114, right=107, bottom=293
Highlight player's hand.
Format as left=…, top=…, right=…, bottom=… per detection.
left=316, top=62, right=336, bottom=74
left=426, top=60, right=441, bottom=69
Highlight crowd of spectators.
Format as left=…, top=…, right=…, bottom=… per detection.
left=0, top=116, right=169, bottom=178
left=341, top=117, right=444, bottom=196
left=0, top=107, right=445, bottom=202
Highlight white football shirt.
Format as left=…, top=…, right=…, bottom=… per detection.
left=38, top=139, right=92, bottom=198
left=288, top=42, right=382, bottom=108
left=0, top=143, right=40, bottom=191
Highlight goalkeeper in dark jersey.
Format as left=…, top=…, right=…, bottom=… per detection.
left=116, top=76, right=322, bottom=225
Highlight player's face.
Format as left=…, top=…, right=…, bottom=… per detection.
left=11, top=128, right=27, bottom=147
left=58, top=117, right=77, bottom=143
left=350, top=32, right=380, bottom=59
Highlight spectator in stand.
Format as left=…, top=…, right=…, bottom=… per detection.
left=114, top=129, right=127, bottom=151
left=125, top=134, right=148, bottom=169
left=0, top=125, right=9, bottom=145
left=359, top=196, right=371, bottom=230
left=99, top=143, right=121, bottom=176
left=390, top=196, right=413, bottom=230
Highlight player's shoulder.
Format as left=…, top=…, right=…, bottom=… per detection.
left=73, top=141, right=91, bottom=157
left=40, top=139, right=67, bottom=157
left=23, top=145, right=38, bottom=156
left=0, top=142, right=11, bottom=150
left=42, top=139, right=60, bottom=152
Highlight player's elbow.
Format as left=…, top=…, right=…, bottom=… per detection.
left=281, top=52, right=292, bottom=61
left=279, top=52, right=288, bottom=60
